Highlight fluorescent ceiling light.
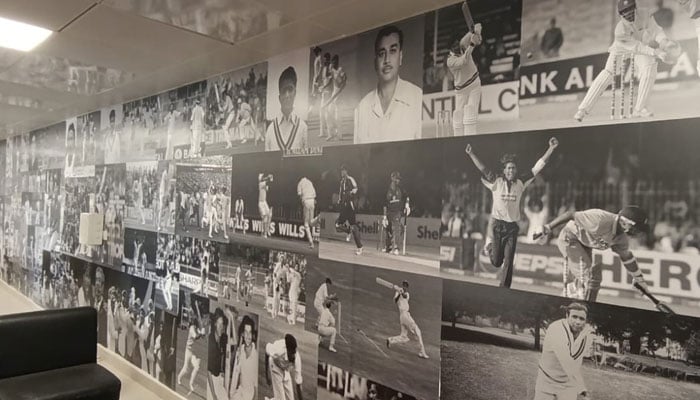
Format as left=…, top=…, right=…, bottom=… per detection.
left=0, top=16, right=52, bottom=52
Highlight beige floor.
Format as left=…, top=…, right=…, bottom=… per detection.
left=0, top=280, right=182, bottom=400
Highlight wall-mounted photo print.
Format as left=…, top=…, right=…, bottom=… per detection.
left=100, top=105, right=125, bottom=165
left=152, top=305, right=179, bottom=389
left=155, top=233, right=181, bottom=315
left=317, top=362, right=417, bottom=400
left=175, top=288, right=210, bottom=399
left=64, top=111, right=102, bottom=177
left=29, top=121, right=65, bottom=171
left=125, top=161, right=160, bottom=230
left=171, top=236, right=220, bottom=298
left=441, top=279, right=700, bottom=400
left=122, top=228, right=158, bottom=279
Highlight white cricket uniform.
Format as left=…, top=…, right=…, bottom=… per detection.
left=288, top=269, right=302, bottom=324
left=265, top=113, right=309, bottom=152
left=232, top=345, right=258, bottom=400
left=190, top=105, right=204, bottom=155
left=482, top=177, right=534, bottom=223
left=258, top=182, right=270, bottom=217
left=388, top=290, right=419, bottom=345
left=297, top=177, right=316, bottom=226
left=266, top=339, right=302, bottom=400
left=354, top=77, right=423, bottom=144
left=314, top=283, right=329, bottom=316
left=318, top=307, right=337, bottom=347
left=534, top=319, right=592, bottom=400
left=447, top=43, right=481, bottom=135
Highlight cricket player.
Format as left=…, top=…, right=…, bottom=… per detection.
left=535, top=206, right=651, bottom=302
left=297, top=176, right=319, bottom=249
left=287, top=266, right=302, bottom=325
left=323, top=54, right=348, bottom=141
left=104, top=109, right=122, bottom=164
left=237, top=97, right=256, bottom=145
left=382, top=171, right=410, bottom=255
left=311, top=47, right=324, bottom=100
left=447, top=23, right=483, bottom=135
left=258, top=173, right=273, bottom=239
left=534, top=302, right=593, bottom=400
left=675, top=0, right=700, bottom=77
left=163, top=104, right=181, bottom=160
left=190, top=99, right=204, bottom=157
left=230, top=317, right=258, bottom=400
left=574, top=0, right=681, bottom=121
left=208, top=308, right=229, bottom=400
left=234, top=196, right=246, bottom=234
left=271, top=256, right=283, bottom=319
left=466, top=137, right=558, bottom=288
left=265, top=334, right=304, bottom=400
left=318, top=300, right=338, bottom=353
left=313, top=278, right=336, bottom=317
left=177, top=312, right=206, bottom=395
left=157, top=168, right=169, bottom=231
left=319, top=52, right=333, bottom=139
left=265, top=67, right=309, bottom=152
left=386, top=280, right=428, bottom=359
left=336, top=165, right=363, bottom=255
left=354, top=25, right=423, bottom=144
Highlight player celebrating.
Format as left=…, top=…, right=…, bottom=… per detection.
left=382, top=171, right=410, bottom=255
left=535, top=206, right=651, bottom=303
left=534, top=302, right=593, bottom=400
left=447, top=23, right=483, bottom=135
left=265, top=334, right=304, bottom=400
left=465, top=137, right=558, bottom=288
left=258, top=173, right=273, bottom=239
left=177, top=308, right=206, bottom=395
left=336, top=165, right=363, bottom=255
left=574, top=0, right=681, bottom=121
left=318, top=300, right=338, bottom=353
left=386, top=280, right=428, bottom=359
left=297, top=176, right=319, bottom=249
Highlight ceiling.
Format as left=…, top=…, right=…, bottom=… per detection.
left=0, top=0, right=458, bottom=137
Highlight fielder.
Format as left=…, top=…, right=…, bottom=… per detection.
left=258, top=173, right=273, bottom=239
left=574, top=0, right=682, bottom=121
left=466, top=137, right=558, bottom=288
left=386, top=280, right=429, bottom=359
left=447, top=23, right=483, bottom=135
left=297, top=176, right=319, bottom=249
left=265, top=334, right=304, bottom=400
left=534, top=302, right=593, bottom=400
left=336, top=165, right=363, bottom=255
left=318, top=300, right=338, bottom=353
left=535, top=206, right=651, bottom=302
left=382, top=171, right=410, bottom=255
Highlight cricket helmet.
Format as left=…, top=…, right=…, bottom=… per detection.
left=618, top=0, right=636, bottom=21
left=390, top=171, right=401, bottom=181
left=619, top=205, right=649, bottom=235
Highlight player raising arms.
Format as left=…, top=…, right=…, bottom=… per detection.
left=465, top=137, right=558, bottom=288
left=447, top=22, right=483, bottom=135
left=534, top=302, right=593, bottom=400
left=574, top=0, right=681, bottom=121
left=534, top=205, right=652, bottom=303
left=336, top=165, right=363, bottom=255
left=386, top=280, right=428, bottom=359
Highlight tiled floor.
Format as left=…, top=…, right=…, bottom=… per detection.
left=0, top=280, right=177, bottom=400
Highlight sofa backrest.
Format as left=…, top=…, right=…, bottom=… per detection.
left=0, top=307, right=97, bottom=379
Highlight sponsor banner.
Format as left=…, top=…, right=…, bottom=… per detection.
left=474, top=241, right=700, bottom=301
left=180, top=270, right=217, bottom=297
left=422, top=81, right=520, bottom=125
left=317, top=362, right=417, bottom=400
left=440, top=237, right=463, bottom=269
left=155, top=144, right=192, bottom=161
left=520, top=39, right=699, bottom=100
left=319, top=212, right=440, bottom=248
left=240, top=216, right=319, bottom=241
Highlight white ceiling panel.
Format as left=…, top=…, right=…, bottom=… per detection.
left=0, top=0, right=96, bottom=31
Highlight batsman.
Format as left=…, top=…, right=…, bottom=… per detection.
left=534, top=206, right=652, bottom=303
left=382, top=171, right=410, bottom=255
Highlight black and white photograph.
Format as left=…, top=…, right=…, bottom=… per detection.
left=104, top=267, right=156, bottom=375
left=318, top=142, right=442, bottom=275
left=100, top=105, right=126, bottom=165
left=206, top=301, right=260, bottom=400
left=155, top=232, right=181, bottom=315
left=441, top=279, right=700, bottom=400
left=121, top=94, right=161, bottom=162
left=92, top=163, right=127, bottom=268
left=231, top=150, right=323, bottom=255
left=176, top=287, right=210, bottom=399
left=64, top=111, right=102, bottom=177
left=518, top=0, right=700, bottom=131
left=157, top=160, right=178, bottom=233
left=105, top=0, right=284, bottom=44
left=122, top=228, right=158, bottom=279
left=218, top=243, right=269, bottom=312
left=124, top=161, right=160, bottom=230
left=353, top=17, right=425, bottom=144
left=172, top=236, right=220, bottom=298
left=258, top=318, right=319, bottom=400
left=29, top=121, right=66, bottom=171
left=37, top=168, right=62, bottom=252
left=423, top=0, right=523, bottom=137
left=308, top=259, right=442, bottom=400
left=152, top=304, right=179, bottom=390
left=266, top=48, right=312, bottom=153
left=204, top=62, right=268, bottom=155
left=317, top=361, right=417, bottom=400
left=60, top=172, right=96, bottom=258
left=157, top=82, right=209, bottom=161
left=176, top=156, right=233, bottom=243
left=440, top=119, right=700, bottom=316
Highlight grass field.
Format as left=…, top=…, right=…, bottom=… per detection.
left=441, top=326, right=700, bottom=400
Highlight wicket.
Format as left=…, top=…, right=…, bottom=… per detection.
left=611, top=52, right=636, bottom=120
left=436, top=110, right=453, bottom=137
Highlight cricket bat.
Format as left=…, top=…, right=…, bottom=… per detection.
left=634, top=282, right=676, bottom=315
left=375, top=277, right=400, bottom=292
left=461, top=1, right=475, bottom=32
left=214, top=83, right=221, bottom=108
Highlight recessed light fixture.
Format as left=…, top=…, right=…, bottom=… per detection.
left=0, top=16, right=52, bottom=52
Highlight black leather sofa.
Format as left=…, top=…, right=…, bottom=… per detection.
left=0, top=307, right=121, bottom=400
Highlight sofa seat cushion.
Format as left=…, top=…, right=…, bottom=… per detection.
left=0, top=363, right=121, bottom=400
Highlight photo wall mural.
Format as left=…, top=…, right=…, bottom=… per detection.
left=2, top=1, right=700, bottom=399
